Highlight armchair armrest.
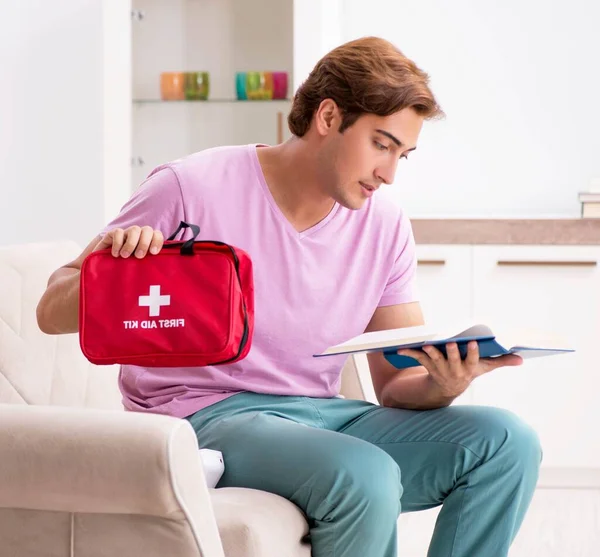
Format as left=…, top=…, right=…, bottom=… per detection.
left=0, top=404, right=224, bottom=557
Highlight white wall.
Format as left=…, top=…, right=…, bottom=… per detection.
left=0, top=0, right=131, bottom=248
left=342, top=0, right=600, bottom=218
left=0, top=1, right=103, bottom=247
left=103, top=0, right=133, bottom=228
left=293, top=0, right=343, bottom=93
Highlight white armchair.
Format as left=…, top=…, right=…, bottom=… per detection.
left=0, top=241, right=367, bottom=557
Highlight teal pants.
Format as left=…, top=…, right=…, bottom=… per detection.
left=186, top=393, right=542, bottom=557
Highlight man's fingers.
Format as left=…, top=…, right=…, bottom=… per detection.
left=506, top=354, right=524, bottom=366
left=422, top=344, right=445, bottom=363
left=397, top=348, right=435, bottom=372
left=121, top=226, right=141, bottom=258
left=493, top=354, right=524, bottom=367
left=149, top=230, right=164, bottom=255
left=96, top=226, right=163, bottom=258
left=481, top=354, right=523, bottom=372
left=134, top=226, right=155, bottom=258
left=465, top=340, right=479, bottom=366
left=445, top=342, right=461, bottom=366
left=110, top=228, right=125, bottom=257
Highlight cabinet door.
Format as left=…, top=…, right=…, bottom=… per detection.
left=415, top=245, right=474, bottom=405
left=414, top=245, right=473, bottom=326
left=471, top=245, right=600, bottom=469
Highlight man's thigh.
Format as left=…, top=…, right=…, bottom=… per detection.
left=337, top=403, right=523, bottom=512
left=190, top=406, right=400, bottom=509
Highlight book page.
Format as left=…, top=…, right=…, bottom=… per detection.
left=319, top=323, right=498, bottom=355
left=483, top=324, right=573, bottom=351
left=508, top=329, right=573, bottom=351
left=320, top=324, right=436, bottom=355
left=318, top=321, right=573, bottom=358
left=510, top=348, right=574, bottom=359
left=447, top=323, right=494, bottom=340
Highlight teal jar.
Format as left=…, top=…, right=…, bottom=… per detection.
left=236, top=72, right=247, bottom=100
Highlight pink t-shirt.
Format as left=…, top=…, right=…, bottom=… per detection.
left=101, top=144, right=419, bottom=418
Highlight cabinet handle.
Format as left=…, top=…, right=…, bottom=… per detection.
left=496, top=260, right=597, bottom=267
left=131, top=10, right=146, bottom=22
left=417, top=259, right=446, bottom=266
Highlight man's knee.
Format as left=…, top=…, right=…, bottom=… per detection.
left=309, top=439, right=403, bottom=521
left=470, top=406, right=543, bottom=470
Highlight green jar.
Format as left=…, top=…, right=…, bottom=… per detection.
left=184, top=72, right=209, bottom=100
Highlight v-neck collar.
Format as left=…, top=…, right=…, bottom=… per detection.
left=250, top=144, right=341, bottom=241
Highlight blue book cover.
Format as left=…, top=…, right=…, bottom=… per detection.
left=315, top=324, right=574, bottom=369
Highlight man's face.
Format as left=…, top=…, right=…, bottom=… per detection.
left=316, top=108, right=424, bottom=210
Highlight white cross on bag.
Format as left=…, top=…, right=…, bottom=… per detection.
left=138, top=285, right=171, bottom=317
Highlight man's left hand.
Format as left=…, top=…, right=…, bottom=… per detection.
left=397, top=341, right=523, bottom=399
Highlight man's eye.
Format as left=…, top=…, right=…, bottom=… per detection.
left=400, top=154, right=409, bottom=161
left=374, top=141, right=388, bottom=151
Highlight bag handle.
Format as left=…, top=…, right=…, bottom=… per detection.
left=167, top=221, right=201, bottom=255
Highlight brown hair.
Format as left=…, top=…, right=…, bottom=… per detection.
left=288, top=37, right=443, bottom=137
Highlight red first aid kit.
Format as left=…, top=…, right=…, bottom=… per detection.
left=79, top=221, right=254, bottom=367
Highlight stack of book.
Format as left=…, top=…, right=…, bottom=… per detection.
left=579, top=191, right=600, bottom=218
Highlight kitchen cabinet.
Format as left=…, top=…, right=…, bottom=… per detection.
left=471, top=245, right=600, bottom=470
left=414, top=245, right=473, bottom=330
left=413, top=243, right=600, bottom=472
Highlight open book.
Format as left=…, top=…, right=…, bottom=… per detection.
left=314, top=324, right=574, bottom=369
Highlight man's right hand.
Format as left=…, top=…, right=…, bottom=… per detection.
left=37, top=225, right=164, bottom=334
left=93, top=225, right=165, bottom=258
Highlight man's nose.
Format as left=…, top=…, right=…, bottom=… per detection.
left=375, top=158, right=399, bottom=185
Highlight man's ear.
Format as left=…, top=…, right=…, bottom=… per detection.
left=314, top=99, right=341, bottom=137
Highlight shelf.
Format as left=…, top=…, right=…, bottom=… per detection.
left=133, top=98, right=292, bottom=105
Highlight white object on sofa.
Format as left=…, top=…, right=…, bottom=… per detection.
left=200, top=448, right=225, bottom=488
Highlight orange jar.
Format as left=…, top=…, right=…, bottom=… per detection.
left=160, top=72, right=185, bottom=100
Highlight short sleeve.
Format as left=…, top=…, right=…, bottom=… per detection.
left=377, top=215, right=420, bottom=307
left=100, top=167, right=185, bottom=239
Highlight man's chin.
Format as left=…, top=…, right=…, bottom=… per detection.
left=339, top=197, right=367, bottom=211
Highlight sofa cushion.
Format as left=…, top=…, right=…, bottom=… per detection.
left=211, top=487, right=311, bottom=557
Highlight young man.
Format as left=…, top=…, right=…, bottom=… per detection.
left=37, top=37, right=541, bottom=557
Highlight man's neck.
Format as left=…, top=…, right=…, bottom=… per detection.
left=256, top=138, right=336, bottom=233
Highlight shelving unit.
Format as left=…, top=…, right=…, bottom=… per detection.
left=130, top=0, right=294, bottom=190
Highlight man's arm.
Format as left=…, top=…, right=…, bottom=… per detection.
left=36, top=235, right=101, bottom=334
left=365, top=303, right=458, bottom=410
left=36, top=227, right=164, bottom=334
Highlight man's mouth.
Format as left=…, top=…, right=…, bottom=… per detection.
left=359, top=182, right=377, bottom=195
